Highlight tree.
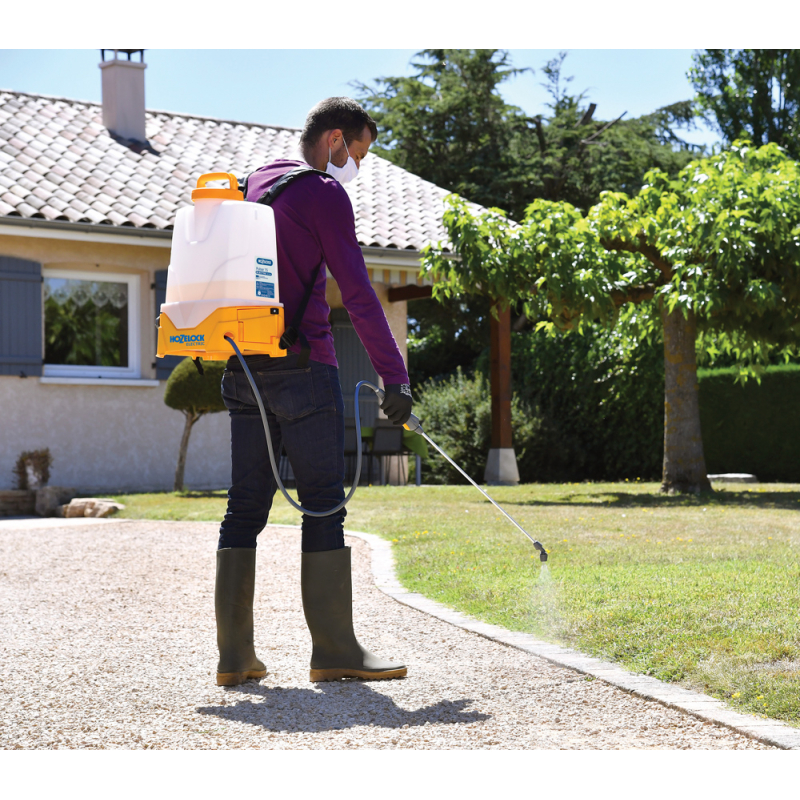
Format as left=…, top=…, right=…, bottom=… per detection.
left=356, top=49, right=531, bottom=217
left=406, top=296, right=489, bottom=386
left=360, top=49, right=701, bottom=222
left=360, top=50, right=703, bottom=386
left=422, top=142, right=800, bottom=494
left=163, top=358, right=227, bottom=491
left=690, top=50, right=800, bottom=159
left=517, top=52, right=702, bottom=214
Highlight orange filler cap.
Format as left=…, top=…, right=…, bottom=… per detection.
left=191, top=172, right=244, bottom=202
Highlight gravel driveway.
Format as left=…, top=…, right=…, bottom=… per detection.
left=0, top=519, right=774, bottom=750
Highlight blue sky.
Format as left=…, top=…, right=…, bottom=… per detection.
left=1, top=49, right=720, bottom=148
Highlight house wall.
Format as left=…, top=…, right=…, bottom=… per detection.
left=0, top=229, right=413, bottom=492
left=0, top=376, right=231, bottom=493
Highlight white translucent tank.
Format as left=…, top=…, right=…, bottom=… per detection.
left=161, top=172, right=281, bottom=330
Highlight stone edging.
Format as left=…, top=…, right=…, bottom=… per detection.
left=342, top=528, right=800, bottom=751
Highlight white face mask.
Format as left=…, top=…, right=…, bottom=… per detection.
left=326, top=137, right=359, bottom=184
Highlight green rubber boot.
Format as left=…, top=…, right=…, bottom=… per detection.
left=301, top=546, right=407, bottom=682
left=215, top=547, right=267, bottom=686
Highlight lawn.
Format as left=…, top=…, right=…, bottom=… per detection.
left=112, top=480, right=800, bottom=725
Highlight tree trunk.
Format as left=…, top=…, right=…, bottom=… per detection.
left=174, top=410, right=201, bottom=492
left=661, top=304, right=712, bottom=494
left=484, top=300, right=519, bottom=485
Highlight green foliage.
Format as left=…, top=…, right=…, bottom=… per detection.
left=424, top=141, right=800, bottom=375
left=500, top=325, right=664, bottom=482
left=698, top=364, right=800, bottom=481
left=517, top=52, right=701, bottom=212
left=413, top=368, right=542, bottom=485
left=415, top=328, right=665, bottom=484
left=356, top=49, right=531, bottom=218
left=690, top=49, right=800, bottom=159
left=596, top=141, right=800, bottom=370
left=406, top=295, right=490, bottom=386
left=359, top=49, right=701, bottom=224
left=163, top=358, right=227, bottom=416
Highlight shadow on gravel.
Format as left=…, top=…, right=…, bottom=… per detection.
left=197, top=681, right=490, bottom=732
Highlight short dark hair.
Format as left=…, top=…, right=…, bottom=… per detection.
left=300, top=97, right=378, bottom=149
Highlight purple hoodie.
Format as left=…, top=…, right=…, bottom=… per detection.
left=244, top=159, right=409, bottom=385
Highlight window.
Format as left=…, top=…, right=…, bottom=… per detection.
left=42, top=268, right=140, bottom=379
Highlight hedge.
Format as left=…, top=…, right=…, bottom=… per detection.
left=698, top=364, right=800, bottom=482
left=415, top=330, right=800, bottom=483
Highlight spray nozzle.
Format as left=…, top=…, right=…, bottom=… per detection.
left=403, top=414, right=423, bottom=434
left=533, top=541, right=548, bottom=562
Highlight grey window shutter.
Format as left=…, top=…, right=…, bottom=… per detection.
left=154, top=269, right=182, bottom=380
left=0, top=256, right=42, bottom=377
left=330, top=308, right=380, bottom=426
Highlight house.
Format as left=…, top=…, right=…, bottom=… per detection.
left=0, top=51, right=451, bottom=493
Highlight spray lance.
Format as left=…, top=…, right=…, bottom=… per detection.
left=156, top=171, right=547, bottom=561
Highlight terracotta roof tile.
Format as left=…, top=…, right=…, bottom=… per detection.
left=0, top=89, right=456, bottom=249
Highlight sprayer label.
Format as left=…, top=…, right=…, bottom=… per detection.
left=169, top=334, right=205, bottom=345
left=256, top=258, right=274, bottom=277
left=256, top=281, right=275, bottom=299
left=256, top=258, right=275, bottom=298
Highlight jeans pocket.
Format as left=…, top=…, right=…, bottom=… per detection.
left=221, top=370, right=239, bottom=411
left=258, top=367, right=317, bottom=420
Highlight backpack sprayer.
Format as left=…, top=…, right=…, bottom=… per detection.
left=156, top=172, right=548, bottom=561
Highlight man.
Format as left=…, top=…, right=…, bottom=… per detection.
left=214, top=97, right=412, bottom=686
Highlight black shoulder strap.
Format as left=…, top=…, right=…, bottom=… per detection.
left=255, top=166, right=330, bottom=207
left=241, top=165, right=330, bottom=368
left=239, top=165, right=330, bottom=205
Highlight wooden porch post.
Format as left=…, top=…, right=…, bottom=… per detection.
left=484, top=300, right=519, bottom=485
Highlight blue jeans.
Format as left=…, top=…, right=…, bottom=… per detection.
left=218, top=353, right=346, bottom=552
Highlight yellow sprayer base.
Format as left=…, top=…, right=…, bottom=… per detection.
left=156, top=305, right=286, bottom=361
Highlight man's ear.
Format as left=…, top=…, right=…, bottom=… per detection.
left=326, top=128, right=344, bottom=148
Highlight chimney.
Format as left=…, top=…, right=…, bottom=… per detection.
left=99, top=49, right=147, bottom=142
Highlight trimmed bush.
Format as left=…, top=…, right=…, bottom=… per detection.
left=163, top=358, right=228, bottom=415
left=698, top=364, right=800, bottom=481
left=164, top=358, right=228, bottom=491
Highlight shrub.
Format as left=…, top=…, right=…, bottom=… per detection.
left=414, top=368, right=542, bottom=484
left=13, top=448, right=53, bottom=490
